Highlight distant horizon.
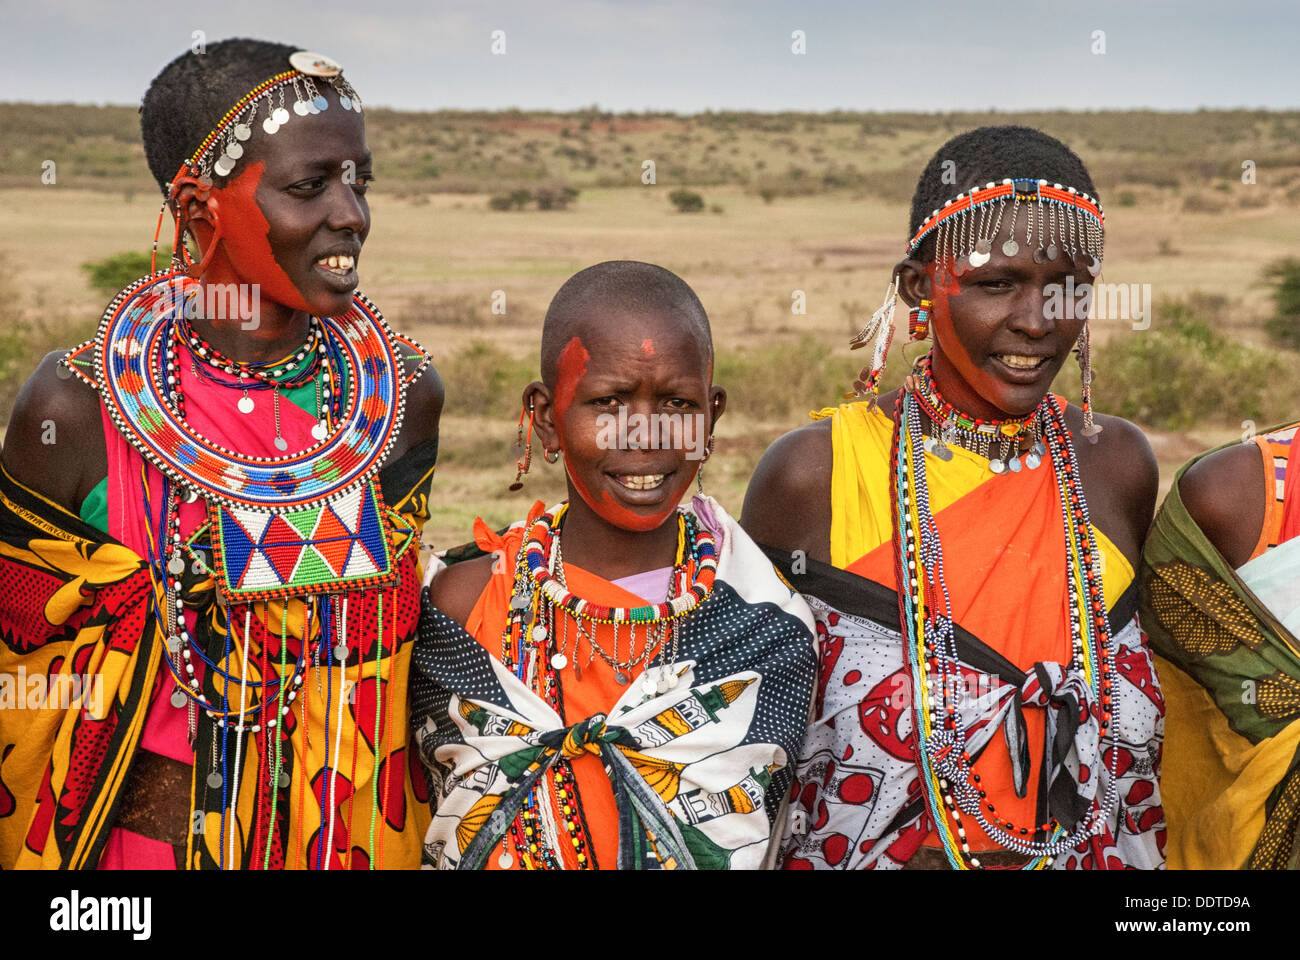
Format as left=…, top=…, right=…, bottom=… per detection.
left=3, top=0, right=1296, bottom=113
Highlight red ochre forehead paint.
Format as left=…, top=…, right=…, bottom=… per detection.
left=210, top=161, right=312, bottom=314
left=640, top=338, right=655, bottom=355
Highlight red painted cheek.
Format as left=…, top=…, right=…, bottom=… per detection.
left=552, top=337, right=589, bottom=445
left=640, top=339, right=655, bottom=356
left=212, top=162, right=311, bottom=313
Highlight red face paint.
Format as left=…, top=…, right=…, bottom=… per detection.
left=640, top=338, right=655, bottom=356
left=204, top=161, right=312, bottom=314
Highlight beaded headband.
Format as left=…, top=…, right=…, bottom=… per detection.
left=908, top=178, right=1105, bottom=278
left=174, top=50, right=363, bottom=187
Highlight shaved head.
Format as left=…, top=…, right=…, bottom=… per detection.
left=540, top=261, right=713, bottom=386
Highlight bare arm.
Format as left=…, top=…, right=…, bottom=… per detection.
left=740, top=418, right=834, bottom=566
left=1176, top=440, right=1265, bottom=570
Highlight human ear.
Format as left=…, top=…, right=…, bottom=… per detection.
left=895, top=258, right=931, bottom=309
left=708, top=386, right=727, bottom=429
left=524, top=381, right=559, bottom=455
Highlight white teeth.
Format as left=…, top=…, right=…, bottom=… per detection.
left=999, top=355, right=1044, bottom=369
left=615, top=474, right=665, bottom=491
left=318, top=255, right=355, bottom=273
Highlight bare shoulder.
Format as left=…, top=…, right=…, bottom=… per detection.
left=740, top=417, right=833, bottom=564
left=1176, top=438, right=1265, bottom=569
left=426, top=552, right=496, bottom=630
left=393, top=355, right=445, bottom=458
left=1065, top=408, right=1159, bottom=565
left=1, top=350, right=106, bottom=512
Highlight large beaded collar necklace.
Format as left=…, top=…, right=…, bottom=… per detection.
left=64, top=270, right=408, bottom=605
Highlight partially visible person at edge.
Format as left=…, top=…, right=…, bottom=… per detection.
left=1142, top=416, right=1300, bottom=868
left=742, top=126, right=1166, bottom=870
left=411, top=261, right=817, bottom=870
left=0, top=39, right=444, bottom=869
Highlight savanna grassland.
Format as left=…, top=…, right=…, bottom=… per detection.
left=1, top=104, right=1298, bottom=548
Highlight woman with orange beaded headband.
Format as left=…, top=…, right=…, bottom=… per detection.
left=0, top=38, right=444, bottom=870
left=743, top=125, right=1165, bottom=870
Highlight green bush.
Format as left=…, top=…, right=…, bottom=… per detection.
left=487, top=194, right=514, bottom=211
left=81, top=248, right=172, bottom=296
left=1085, top=293, right=1293, bottom=430
left=437, top=341, right=536, bottom=417
left=669, top=189, right=705, bottom=213
left=1264, top=258, right=1300, bottom=349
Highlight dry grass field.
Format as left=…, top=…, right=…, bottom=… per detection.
left=2, top=106, right=1297, bottom=548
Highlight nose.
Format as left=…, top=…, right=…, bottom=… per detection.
left=1006, top=284, right=1057, bottom=338
left=326, top=177, right=368, bottom=236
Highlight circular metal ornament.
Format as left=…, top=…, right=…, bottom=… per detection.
left=293, top=100, right=311, bottom=117
left=237, top=395, right=255, bottom=414
left=339, top=95, right=352, bottom=111
left=224, top=142, right=244, bottom=160
left=968, top=249, right=990, bottom=268
left=213, top=156, right=234, bottom=178
left=642, top=676, right=658, bottom=696
left=931, top=442, right=954, bottom=462
left=530, top=625, right=547, bottom=644
left=234, top=123, right=252, bottom=141
left=352, top=99, right=362, bottom=113
left=262, top=118, right=280, bottom=135
left=272, top=107, right=291, bottom=125
left=1024, top=451, right=1042, bottom=469
left=1002, top=239, right=1020, bottom=257
left=166, top=634, right=182, bottom=653
left=614, top=670, right=630, bottom=686
left=1046, top=243, right=1059, bottom=261
left=313, top=95, right=329, bottom=111
left=207, top=771, right=223, bottom=789
left=1032, top=248, right=1047, bottom=264
left=989, top=458, right=1007, bottom=475
left=274, top=436, right=289, bottom=451
left=1032, top=440, right=1047, bottom=457
left=289, top=51, right=344, bottom=77
left=168, top=555, right=186, bottom=575
left=311, top=421, right=328, bottom=441
left=333, top=642, right=348, bottom=662
left=497, top=851, right=514, bottom=869
left=1007, top=456, right=1022, bottom=473
left=550, top=653, right=568, bottom=670
left=170, top=688, right=188, bottom=708
left=278, top=770, right=292, bottom=789
left=509, top=595, right=529, bottom=611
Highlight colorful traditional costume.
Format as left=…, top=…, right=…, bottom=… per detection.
left=412, top=496, right=817, bottom=869
left=774, top=396, right=1166, bottom=870
left=1141, top=421, right=1300, bottom=869
left=0, top=272, right=435, bottom=869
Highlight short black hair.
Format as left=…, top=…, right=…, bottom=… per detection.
left=908, top=125, right=1099, bottom=261
left=540, top=261, right=713, bottom=385
left=140, top=37, right=300, bottom=194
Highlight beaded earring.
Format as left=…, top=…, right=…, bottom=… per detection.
left=908, top=298, right=932, bottom=341
left=696, top=436, right=714, bottom=493
left=1076, top=321, right=1102, bottom=442
left=509, top=403, right=536, bottom=491
left=848, top=277, right=899, bottom=406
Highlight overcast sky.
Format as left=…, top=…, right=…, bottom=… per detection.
left=2, top=0, right=1296, bottom=112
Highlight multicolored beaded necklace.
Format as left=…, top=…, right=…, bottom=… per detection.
left=492, top=502, right=717, bottom=869
left=907, top=355, right=1047, bottom=474
left=888, top=371, right=1119, bottom=870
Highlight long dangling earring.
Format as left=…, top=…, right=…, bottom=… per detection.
left=908, top=298, right=932, bottom=341
left=509, top=402, right=536, bottom=491
left=1077, top=321, right=1102, bottom=442
left=849, top=277, right=899, bottom=407
left=696, top=436, right=714, bottom=494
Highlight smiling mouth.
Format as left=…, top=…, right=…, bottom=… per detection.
left=612, top=474, right=667, bottom=491
left=316, top=254, right=356, bottom=276
left=994, top=354, right=1050, bottom=370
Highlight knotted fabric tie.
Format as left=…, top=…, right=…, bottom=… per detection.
left=459, top=711, right=698, bottom=870
left=1000, top=662, right=1101, bottom=829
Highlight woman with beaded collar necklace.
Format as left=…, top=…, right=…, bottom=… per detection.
left=0, top=38, right=443, bottom=869
left=742, top=126, right=1166, bottom=870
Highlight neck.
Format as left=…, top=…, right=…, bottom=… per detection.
left=555, top=488, right=683, bottom=582
left=188, top=275, right=312, bottom=365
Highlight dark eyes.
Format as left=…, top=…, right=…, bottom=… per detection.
left=589, top=396, right=696, bottom=408
left=288, top=174, right=375, bottom=194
